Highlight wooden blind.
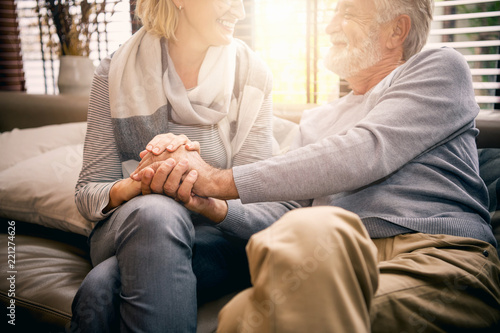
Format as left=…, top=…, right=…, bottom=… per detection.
left=0, top=0, right=26, bottom=91
left=427, top=0, right=500, bottom=110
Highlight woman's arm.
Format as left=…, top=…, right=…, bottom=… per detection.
left=75, top=63, right=139, bottom=221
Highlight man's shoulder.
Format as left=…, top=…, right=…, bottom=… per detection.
left=393, top=47, right=470, bottom=84
left=406, top=47, right=468, bottom=70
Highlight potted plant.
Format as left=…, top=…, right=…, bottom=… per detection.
left=39, top=0, right=108, bottom=94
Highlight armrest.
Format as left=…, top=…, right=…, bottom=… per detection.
left=0, top=92, right=88, bottom=132
left=476, top=110, right=500, bottom=149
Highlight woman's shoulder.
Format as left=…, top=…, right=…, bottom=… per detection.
left=232, top=38, right=272, bottom=89
left=233, top=39, right=269, bottom=70
left=95, top=54, right=113, bottom=78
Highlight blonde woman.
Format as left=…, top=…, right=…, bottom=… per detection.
left=70, top=0, right=274, bottom=331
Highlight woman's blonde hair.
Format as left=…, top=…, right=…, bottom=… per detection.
left=135, top=0, right=179, bottom=39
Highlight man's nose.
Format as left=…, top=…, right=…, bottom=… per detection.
left=325, top=13, right=342, bottom=34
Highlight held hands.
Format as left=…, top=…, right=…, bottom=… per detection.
left=131, top=144, right=217, bottom=198
left=126, top=133, right=227, bottom=222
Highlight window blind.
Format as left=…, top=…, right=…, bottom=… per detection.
left=0, top=0, right=26, bottom=91
left=427, top=0, right=500, bottom=110
left=16, top=0, right=132, bottom=94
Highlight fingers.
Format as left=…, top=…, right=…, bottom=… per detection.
left=132, top=160, right=164, bottom=181
left=177, top=170, right=198, bottom=204
left=140, top=167, right=154, bottom=195
left=139, top=150, right=148, bottom=159
left=146, top=133, right=190, bottom=155
left=149, top=158, right=176, bottom=193
left=185, top=141, right=201, bottom=154
left=162, top=159, right=190, bottom=198
left=166, top=134, right=190, bottom=153
left=134, top=158, right=196, bottom=200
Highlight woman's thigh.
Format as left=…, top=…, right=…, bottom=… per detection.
left=89, top=194, right=193, bottom=266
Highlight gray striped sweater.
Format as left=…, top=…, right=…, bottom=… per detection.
left=75, top=40, right=274, bottom=223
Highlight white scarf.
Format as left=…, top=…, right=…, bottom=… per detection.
left=109, top=28, right=236, bottom=125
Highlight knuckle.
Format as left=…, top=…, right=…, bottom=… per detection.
left=163, top=184, right=177, bottom=196
left=151, top=183, right=163, bottom=194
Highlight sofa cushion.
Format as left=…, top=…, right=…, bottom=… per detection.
left=0, top=142, right=93, bottom=236
left=0, top=223, right=91, bottom=332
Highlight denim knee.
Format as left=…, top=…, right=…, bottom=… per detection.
left=70, top=256, right=120, bottom=333
left=90, top=195, right=195, bottom=265
left=116, top=194, right=194, bottom=237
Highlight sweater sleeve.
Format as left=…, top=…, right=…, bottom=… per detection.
left=233, top=48, right=480, bottom=203
left=75, top=58, right=123, bottom=222
left=216, top=199, right=307, bottom=240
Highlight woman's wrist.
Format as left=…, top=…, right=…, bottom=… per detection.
left=208, top=199, right=229, bottom=223
left=103, top=179, right=135, bottom=213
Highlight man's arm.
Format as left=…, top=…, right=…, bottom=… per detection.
left=176, top=169, right=307, bottom=239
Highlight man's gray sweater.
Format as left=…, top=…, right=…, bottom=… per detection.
left=217, top=47, right=496, bottom=247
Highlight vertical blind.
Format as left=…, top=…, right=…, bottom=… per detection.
left=427, top=0, right=500, bottom=110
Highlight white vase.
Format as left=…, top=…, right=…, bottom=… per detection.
left=57, top=55, right=95, bottom=95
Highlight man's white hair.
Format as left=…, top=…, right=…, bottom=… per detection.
left=374, top=0, right=434, bottom=60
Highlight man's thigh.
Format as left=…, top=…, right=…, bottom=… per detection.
left=370, top=233, right=500, bottom=333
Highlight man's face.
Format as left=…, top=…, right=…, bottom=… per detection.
left=323, top=0, right=383, bottom=78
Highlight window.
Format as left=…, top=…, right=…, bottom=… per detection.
left=16, top=0, right=132, bottom=94
left=249, top=0, right=338, bottom=105
left=427, top=0, right=500, bottom=111
left=15, top=0, right=500, bottom=111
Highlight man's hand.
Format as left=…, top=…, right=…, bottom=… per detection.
left=130, top=146, right=239, bottom=200
left=176, top=170, right=229, bottom=223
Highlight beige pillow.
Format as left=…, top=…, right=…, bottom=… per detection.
left=0, top=122, right=87, bottom=172
left=0, top=143, right=93, bottom=236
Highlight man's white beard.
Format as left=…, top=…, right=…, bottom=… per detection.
left=323, top=29, right=382, bottom=79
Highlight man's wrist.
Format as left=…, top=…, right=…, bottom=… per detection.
left=196, top=167, right=238, bottom=200
left=210, top=168, right=238, bottom=200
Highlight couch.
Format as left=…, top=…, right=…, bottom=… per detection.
left=0, top=91, right=499, bottom=332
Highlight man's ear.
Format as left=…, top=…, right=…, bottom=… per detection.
left=387, top=14, right=411, bottom=50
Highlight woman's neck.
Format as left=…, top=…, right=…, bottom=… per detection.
left=168, top=38, right=209, bottom=90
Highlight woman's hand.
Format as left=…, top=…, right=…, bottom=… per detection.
left=145, top=133, right=200, bottom=156
left=102, top=167, right=155, bottom=213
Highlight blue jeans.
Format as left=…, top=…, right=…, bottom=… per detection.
left=70, top=195, right=250, bottom=333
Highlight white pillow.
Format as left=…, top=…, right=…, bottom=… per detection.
left=0, top=143, right=93, bottom=236
left=0, top=122, right=87, bottom=172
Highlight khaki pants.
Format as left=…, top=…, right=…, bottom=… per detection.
left=217, top=207, right=500, bottom=333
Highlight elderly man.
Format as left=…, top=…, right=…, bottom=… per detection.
left=133, top=0, right=500, bottom=331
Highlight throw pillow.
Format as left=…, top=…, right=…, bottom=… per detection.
left=0, top=122, right=86, bottom=172
left=0, top=144, right=93, bottom=236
